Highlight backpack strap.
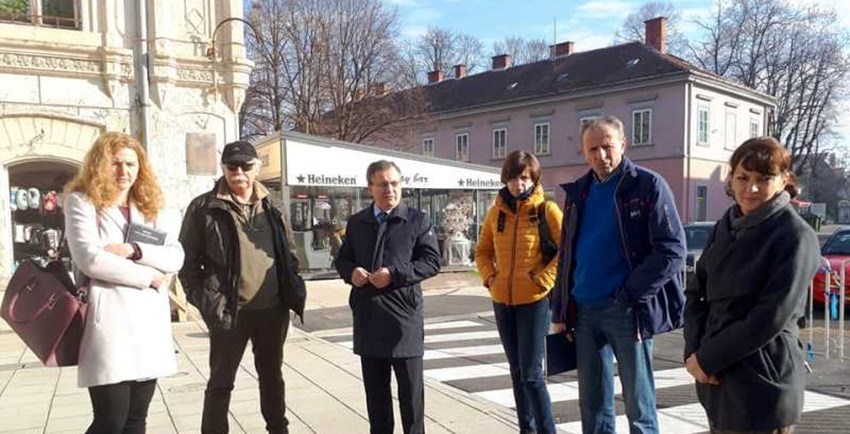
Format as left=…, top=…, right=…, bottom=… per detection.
left=536, top=201, right=558, bottom=265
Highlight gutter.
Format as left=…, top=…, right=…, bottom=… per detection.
left=685, top=81, right=693, bottom=223
left=135, top=0, right=151, bottom=146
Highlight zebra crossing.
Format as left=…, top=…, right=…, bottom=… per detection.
left=314, top=318, right=850, bottom=434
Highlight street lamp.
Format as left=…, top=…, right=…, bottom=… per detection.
left=206, top=17, right=259, bottom=60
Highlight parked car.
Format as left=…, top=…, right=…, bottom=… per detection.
left=813, top=228, right=850, bottom=306
left=683, top=222, right=715, bottom=289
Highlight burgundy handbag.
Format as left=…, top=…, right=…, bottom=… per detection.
left=1, top=260, right=87, bottom=367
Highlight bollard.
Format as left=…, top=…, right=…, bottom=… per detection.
left=840, top=259, right=848, bottom=360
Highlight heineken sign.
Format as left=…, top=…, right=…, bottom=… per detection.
left=285, top=139, right=501, bottom=190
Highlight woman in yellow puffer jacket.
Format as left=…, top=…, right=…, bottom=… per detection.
left=476, top=150, right=563, bottom=434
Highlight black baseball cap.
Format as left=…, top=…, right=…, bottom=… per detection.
left=221, top=140, right=258, bottom=164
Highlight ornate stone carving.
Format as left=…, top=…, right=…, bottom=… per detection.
left=0, top=52, right=101, bottom=74
left=193, top=113, right=210, bottom=130
left=176, top=67, right=223, bottom=83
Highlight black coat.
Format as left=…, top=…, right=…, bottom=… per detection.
left=178, top=181, right=305, bottom=330
left=335, top=202, right=441, bottom=358
left=683, top=203, right=819, bottom=430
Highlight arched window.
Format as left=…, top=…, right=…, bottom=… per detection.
left=0, top=0, right=80, bottom=30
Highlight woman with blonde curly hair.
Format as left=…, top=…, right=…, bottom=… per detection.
left=64, top=132, right=184, bottom=434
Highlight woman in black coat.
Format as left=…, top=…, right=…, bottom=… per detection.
left=683, top=137, right=819, bottom=433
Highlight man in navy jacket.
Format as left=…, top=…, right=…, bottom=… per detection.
left=551, top=116, right=686, bottom=434
left=335, top=160, right=441, bottom=434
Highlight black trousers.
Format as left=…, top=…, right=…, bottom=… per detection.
left=202, top=308, right=290, bottom=434
left=86, top=379, right=157, bottom=434
left=360, top=356, right=425, bottom=434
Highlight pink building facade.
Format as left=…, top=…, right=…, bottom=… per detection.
left=367, top=19, right=775, bottom=223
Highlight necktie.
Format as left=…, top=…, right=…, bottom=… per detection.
left=371, top=212, right=390, bottom=270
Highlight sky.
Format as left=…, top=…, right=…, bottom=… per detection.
left=383, top=0, right=850, bottom=150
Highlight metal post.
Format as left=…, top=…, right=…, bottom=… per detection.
left=840, top=259, right=849, bottom=359
left=808, top=282, right=814, bottom=350
left=825, top=271, right=831, bottom=359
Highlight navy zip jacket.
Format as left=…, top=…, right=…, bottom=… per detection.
left=551, top=157, right=687, bottom=339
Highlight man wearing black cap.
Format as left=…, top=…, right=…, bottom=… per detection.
left=179, top=140, right=305, bottom=434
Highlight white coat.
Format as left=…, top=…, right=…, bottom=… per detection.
left=64, top=192, right=184, bottom=387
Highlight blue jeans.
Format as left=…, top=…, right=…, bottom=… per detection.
left=575, top=300, right=658, bottom=434
left=493, top=298, right=556, bottom=434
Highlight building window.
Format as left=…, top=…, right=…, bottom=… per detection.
left=579, top=115, right=599, bottom=135
left=697, top=105, right=710, bottom=145
left=696, top=185, right=708, bottom=221
left=632, top=109, right=652, bottom=145
left=0, top=0, right=81, bottom=30
left=533, top=122, right=550, bottom=155
left=492, top=128, right=507, bottom=159
left=725, top=109, right=737, bottom=150
left=455, top=133, right=469, bottom=162
left=422, top=138, right=434, bottom=157
left=750, top=118, right=760, bottom=138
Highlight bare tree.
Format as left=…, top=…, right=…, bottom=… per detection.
left=240, top=0, right=426, bottom=142
left=413, top=26, right=485, bottom=77
left=687, top=0, right=850, bottom=173
left=492, top=36, right=550, bottom=65
left=614, top=1, right=689, bottom=55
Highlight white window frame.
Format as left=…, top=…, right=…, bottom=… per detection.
left=492, top=128, right=507, bottom=159
left=724, top=109, right=737, bottom=150
left=422, top=137, right=435, bottom=157
left=455, top=133, right=469, bottom=162
left=632, top=108, right=652, bottom=146
left=0, top=0, right=81, bottom=30
left=749, top=117, right=760, bottom=138
left=533, top=122, right=550, bottom=155
left=697, top=105, right=710, bottom=146
left=696, top=184, right=709, bottom=222
left=579, top=115, right=600, bottom=135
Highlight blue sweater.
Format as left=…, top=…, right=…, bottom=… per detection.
left=572, top=172, right=630, bottom=305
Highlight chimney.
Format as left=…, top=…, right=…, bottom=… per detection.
left=427, top=70, right=444, bottom=84
left=550, top=41, right=575, bottom=59
left=644, top=16, right=667, bottom=53
left=492, top=54, right=512, bottom=70
left=370, top=82, right=389, bottom=96
left=453, top=64, right=467, bottom=79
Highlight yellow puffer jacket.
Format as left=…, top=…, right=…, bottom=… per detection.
left=475, top=185, right=563, bottom=306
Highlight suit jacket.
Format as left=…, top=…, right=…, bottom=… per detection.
left=335, top=202, right=441, bottom=358
left=64, top=192, right=184, bottom=387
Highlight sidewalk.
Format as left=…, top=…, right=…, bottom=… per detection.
left=0, top=275, right=519, bottom=434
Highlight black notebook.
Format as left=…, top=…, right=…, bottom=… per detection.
left=126, top=223, right=167, bottom=246
left=545, top=333, right=578, bottom=376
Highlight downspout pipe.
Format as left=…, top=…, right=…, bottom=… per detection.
left=685, top=81, right=692, bottom=223
left=135, top=0, right=151, bottom=147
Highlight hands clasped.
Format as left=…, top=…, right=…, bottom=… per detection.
left=352, top=267, right=392, bottom=289
left=104, top=242, right=168, bottom=291
left=685, top=354, right=721, bottom=385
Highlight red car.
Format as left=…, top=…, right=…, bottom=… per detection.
left=812, top=229, right=850, bottom=306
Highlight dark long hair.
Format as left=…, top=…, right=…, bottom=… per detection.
left=725, top=136, right=800, bottom=199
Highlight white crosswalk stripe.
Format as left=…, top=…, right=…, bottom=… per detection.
left=424, top=362, right=511, bottom=382
left=314, top=319, right=484, bottom=338
left=475, top=367, right=694, bottom=408
left=317, top=318, right=850, bottom=433
left=556, top=392, right=850, bottom=434
left=423, top=344, right=505, bottom=360
left=336, top=329, right=500, bottom=349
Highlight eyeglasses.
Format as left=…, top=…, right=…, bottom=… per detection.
left=225, top=163, right=255, bottom=172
